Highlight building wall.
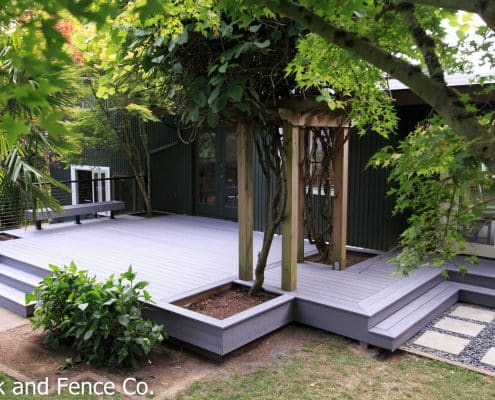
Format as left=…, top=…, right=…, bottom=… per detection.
left=55, top=105, right=431, bottom=252
left=148, top=117, right=193, bottom=215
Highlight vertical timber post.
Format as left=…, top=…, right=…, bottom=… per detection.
left=331, top=126, right=349, bottom=269
left=237, top=121, right=254, bottom=281
left=297, top=128, right=306, bottom=262
left=281, top=121, right=299, bottom=291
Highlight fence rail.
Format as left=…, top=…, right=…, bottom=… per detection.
left=0, top=176, right=144, bottom=231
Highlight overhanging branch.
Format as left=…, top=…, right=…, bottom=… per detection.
left=409, top=0, right=495, bottom=32
left=264, top=0, right=495, bottom=171
left=398, top=2, right=446, bottom=84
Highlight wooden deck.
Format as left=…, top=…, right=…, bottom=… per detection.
left=2, top=214, right=495, bottom=354
left=2, top=214, right=316, bottom=306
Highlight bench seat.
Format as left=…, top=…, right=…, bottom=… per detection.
left=25, top=201, right=125, bottom=229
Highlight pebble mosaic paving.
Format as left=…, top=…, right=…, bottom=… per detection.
left=403, top=303, right=495, bottom=373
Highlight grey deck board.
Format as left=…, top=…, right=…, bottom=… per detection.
left=1, top=214, right=403, bottom=312
left=3, top=214, right=495, bottom=352
left=1, top=215, right=316, bottom=305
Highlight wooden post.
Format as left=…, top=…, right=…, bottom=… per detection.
left=281, top=121, right=299, bottom=291
left=331, top=127, right=349, bottom=269
left=237, top=121, right=253, bottom=281
left=297, top=128, right=306, bottom=262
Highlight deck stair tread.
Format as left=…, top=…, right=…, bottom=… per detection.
left=456, top=283, right=495, bottom=295
left=0, top=262, right=43, bottom=290
left=369, top=281, right=458, bottom=339
left=359, top=268, right=442, bottom=316
left=0, top=281, right=31, bottom=305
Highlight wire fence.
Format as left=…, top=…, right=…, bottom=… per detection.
left=0, top=176, right=144, bottom=231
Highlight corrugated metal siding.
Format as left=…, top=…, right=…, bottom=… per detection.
left=251, top=105, right=431, bottom=251
left=347, top=131, right=400, bottom=250
left=148, top=118, right=192, bottom=214
left=50, top=105, right=430, bottom=252
left=346, top=105, right=431, bottom=250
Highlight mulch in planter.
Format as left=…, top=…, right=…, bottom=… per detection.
left=0, top=233, right=19, bottom=241
left=186, top=286, right=277, bottom=320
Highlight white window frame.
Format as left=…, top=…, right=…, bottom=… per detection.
left=70, top=165, right=111, bottom=205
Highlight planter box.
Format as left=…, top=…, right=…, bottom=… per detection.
left=144, top=281, right=294, bottom=356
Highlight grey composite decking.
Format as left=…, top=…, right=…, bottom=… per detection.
left=1, top=214, right=316, bottom=306
left=2, top=214, right=495, bottom=353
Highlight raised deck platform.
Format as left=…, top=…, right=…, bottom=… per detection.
left=1, top=214, right=495, bottom=355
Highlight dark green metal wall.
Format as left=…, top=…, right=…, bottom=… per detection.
left=56, top=105, right=430, bottom=252
left=251, top=105, right=430, bottom=251
left=148, top=117, right=192, bottom=215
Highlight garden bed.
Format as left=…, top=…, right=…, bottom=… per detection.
left=305, top=250, right=373, bottom=267
left=0, top=233, right=18, bottom=241
left=176, top=283, right=278, bottom=319
left=146, top=281, right=294, bottom=357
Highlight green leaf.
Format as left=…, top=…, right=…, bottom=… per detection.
left=25, top=293, right=37, bottom=304
left=40, top=111, right=68, bottom=136
left=189, top=105, right=200, bottom=122
left=207, top=112, right=219, bottom=128
left=134, top=281, right=149, bottom=290
left=84, top=330, right=94, bottom=341
left=103, top=298, right=117, bottom=306
left=218, top=63, right=228, bottom=73
left=135, top=0, right=165, bottom=23
left=254, top=40, right=270, bottom=48
left=151, top=55, right=164, bottom=63
left=208, top=86, right=221, bottom=106
left=209, top=75, right=225, bottom=86
left=249, top=24, right=262, bottom=33
left=219, top=21, right=233, bottom=38
left=171, top=62, right=183, bottom=73
left=0, top=116, right=30, bottom=147
left=118, top=314, right=130, bottom=327
left=228, top=85, right=244, bottom=102
left=194, top=92, right=207, bottom=107
left=153, top=36, right=164, bottom=47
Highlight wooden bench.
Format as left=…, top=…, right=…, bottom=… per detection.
left=25, top=201, right=125, bottom=230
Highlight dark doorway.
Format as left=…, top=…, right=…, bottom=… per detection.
left=194, top=129, right=238, bottom=219
left=76, top=170, right=93, bottom=204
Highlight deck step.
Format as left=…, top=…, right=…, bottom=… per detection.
left=448, top=260, right=495, bottom=290
left=368, top=282, right=459, bottom=350
left=0, top=255, right=47, bottom=278
left=0, top=263, right=43, bottom=293
left=361, top=268, right=444, bottom=328
left=457, top=283, right=495, bottom=308
left=0, top=281, right=34, bottom=317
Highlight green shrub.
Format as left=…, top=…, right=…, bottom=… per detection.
left=26, top=262, right=165, bottom=368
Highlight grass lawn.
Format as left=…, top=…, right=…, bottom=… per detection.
left=0, top=330, right=493, bottom=399
left=175, top=334, right=495, bottom=400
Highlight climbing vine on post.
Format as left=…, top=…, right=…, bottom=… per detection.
left=250, top=125, right=287, bottom=295
left=303, top=125, right=349, bottom=266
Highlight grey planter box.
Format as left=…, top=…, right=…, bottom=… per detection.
left=145, top=281, right=295, bottom=356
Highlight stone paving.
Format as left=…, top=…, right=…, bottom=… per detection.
left=403, top=303, right=495, bottom=373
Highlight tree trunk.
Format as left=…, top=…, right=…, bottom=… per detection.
left=140, top=120, right=153, bottom=217
left=303, top=127, right=338, bottom=265
left=249, top=127, right=286, bottom=296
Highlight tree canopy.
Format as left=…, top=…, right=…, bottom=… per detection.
left=219, top=0, right=495, bottom=170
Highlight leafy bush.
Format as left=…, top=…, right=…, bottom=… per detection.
left=370, top=117, right=494, bottom=274
left=26, top=263, right=165, bottom=368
